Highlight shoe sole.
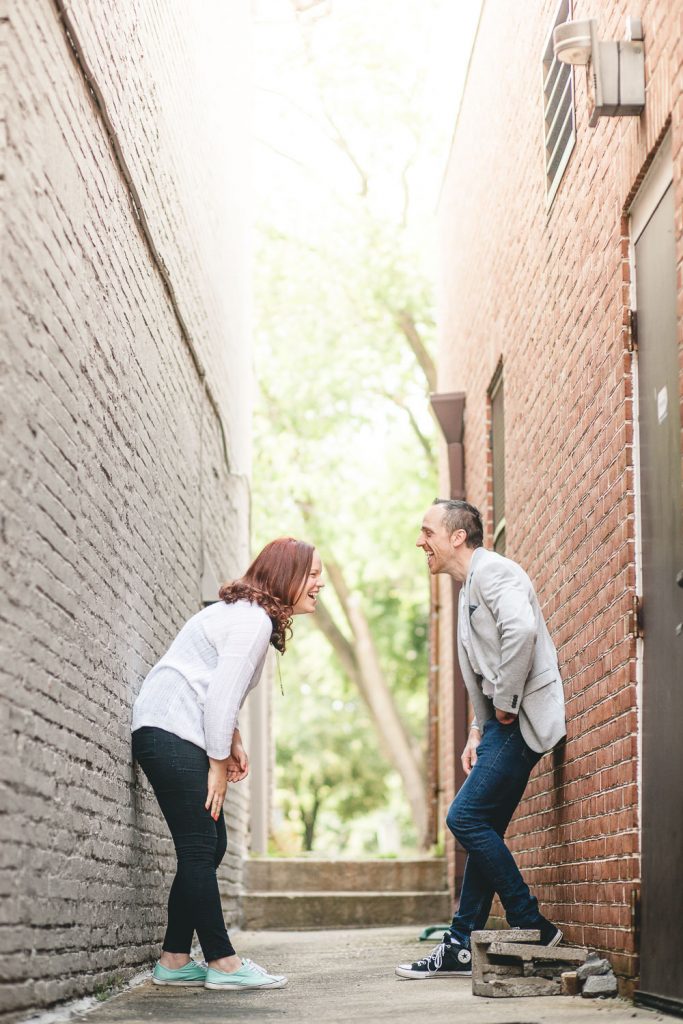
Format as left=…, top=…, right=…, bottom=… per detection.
left=204, top=980, right=288, bottom=990
left=546, top=929, right=563, bottom=948
left=394, top=967, right=472, bottom=980
left=153, top=979, right=206, bottom=986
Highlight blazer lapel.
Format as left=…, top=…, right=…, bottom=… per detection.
left=466, top=547, right=484, bottom=620
left=460, top=551, right=480, bottom=657
left=457, top=583, right=468, bottom=641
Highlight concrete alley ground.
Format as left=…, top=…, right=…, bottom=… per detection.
left=53, top=927, right=676, bottom=1024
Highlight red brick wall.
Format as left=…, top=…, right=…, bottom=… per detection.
left=436, top=0, right=682, bottom=981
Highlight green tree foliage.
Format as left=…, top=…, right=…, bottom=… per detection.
left=274, top=627, right=392, bottom=852
left=252, top=0, right=456, bottom=851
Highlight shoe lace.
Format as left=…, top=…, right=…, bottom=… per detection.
left=415, top=940, right=448, bottom=973
left=242, top=958, right=271, bottom=977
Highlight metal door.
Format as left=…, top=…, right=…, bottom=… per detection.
left=634, top=182, right=683, bottom=1014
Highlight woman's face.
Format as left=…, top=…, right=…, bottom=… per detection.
left=291, top=550, right=324, bottom=615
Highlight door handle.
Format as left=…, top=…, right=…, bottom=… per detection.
left=677, top=570, right=683, bottom=588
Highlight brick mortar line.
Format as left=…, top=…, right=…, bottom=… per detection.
left=48, top=0, right=247, bottom=493
left=522, top=857, right=640, bottom=870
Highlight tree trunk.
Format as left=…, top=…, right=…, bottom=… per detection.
left=313, top=559, right=429, bottom=848
left=302, top=791, right=322, bottom=851
left=394, top=310, right=437, bottom=393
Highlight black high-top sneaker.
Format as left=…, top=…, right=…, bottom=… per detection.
left=395, top=932, right=472, bottom=979
left=538, top=918, right=563, bottom=947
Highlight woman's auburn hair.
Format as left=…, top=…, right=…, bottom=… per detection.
left=219, top=538, right=315, bottom=653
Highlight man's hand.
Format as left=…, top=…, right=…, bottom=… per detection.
left=461, top=727, right=481, bottom=775
left=206, top=759, right=229, bottom=821
left=495, top=708, right=518, bottom=725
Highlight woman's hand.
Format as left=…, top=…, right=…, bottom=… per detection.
left=206, top=759, right=229, bottom=821
left=227, top=731, right=249, bottom=782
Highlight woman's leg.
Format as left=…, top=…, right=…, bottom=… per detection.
left=164, top=874, right=193, bottom=959
left=215, top=810, right=227, bottom=869
left=132, top=727, right=236, bottom=963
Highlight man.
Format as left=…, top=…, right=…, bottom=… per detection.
left=396, top=499, right=566, bottom=980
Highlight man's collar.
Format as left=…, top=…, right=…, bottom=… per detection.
left=468, top=546, right=486, bottom=577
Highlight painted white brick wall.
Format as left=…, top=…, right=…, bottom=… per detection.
left=0, top=1, right=252, bottom=1018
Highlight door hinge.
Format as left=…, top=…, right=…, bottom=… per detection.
left=631, top=594, right=644, bottom=638
left=630, top=887, right=641, bottom=948
left=628, top=308, right=638, bottom=352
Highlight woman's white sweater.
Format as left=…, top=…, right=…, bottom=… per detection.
left=131, top=600, right=272, bottom=759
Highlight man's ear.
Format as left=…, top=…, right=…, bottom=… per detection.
left=450, top=528, right=466, bottom=551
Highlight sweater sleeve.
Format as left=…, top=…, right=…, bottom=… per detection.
left=203, top=605, right=272, bottom=759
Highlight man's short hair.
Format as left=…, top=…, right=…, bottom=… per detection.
left=432, top=499, right=484, bottom=549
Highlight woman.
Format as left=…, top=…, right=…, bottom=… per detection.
left=132, top=538, right=323, bottom=991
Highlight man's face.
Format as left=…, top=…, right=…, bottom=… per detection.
left=416, top=505, right=457, bottom=574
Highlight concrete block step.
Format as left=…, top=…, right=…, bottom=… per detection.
left=472, top=928, right=541, bottom=943
left=244, top=857, right=448, bottom=894
left=477, top=976, right=562, bottom=997
left=488, top=941, right=588, bottom=963
left=472, top=929, right=591, bottom=998
left=241, top=890, right=452, bottom=930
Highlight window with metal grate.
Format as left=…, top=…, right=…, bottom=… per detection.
left=542, top=0, right=576, bottom=207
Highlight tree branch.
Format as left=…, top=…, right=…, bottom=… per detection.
left=379, top=389, right=435, bottom=462
left=257, top=85, right=336, bottom=138
left=394, top=310, right=437, bottom=393
left=311, top=596, right=359, bottom=684
left=399, top=133, right=420, bottom=230
left=291, top=4, right=370, bottom=196
left=254, top=136, right=330, bottom=189
left=324, top=559, right=354, bottom=622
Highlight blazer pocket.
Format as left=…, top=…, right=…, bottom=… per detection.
left=523, top=667, right=558, bottom=695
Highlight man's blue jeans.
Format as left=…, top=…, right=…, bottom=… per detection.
left=446, top=717, right=547, bottom=947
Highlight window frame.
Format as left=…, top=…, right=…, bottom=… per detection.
left=489, top=365, right=506, bottom=555
left=542, top=0, right=576, bottom=210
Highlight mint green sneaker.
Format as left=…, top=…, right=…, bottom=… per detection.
left=152, top=959, right=208, bottom=986
left=204, top=958, right=287, bottom=990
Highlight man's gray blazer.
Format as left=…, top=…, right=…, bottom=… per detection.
left=457, top=547, right=566, bottom=754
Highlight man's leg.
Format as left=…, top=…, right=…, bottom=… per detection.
left=446, top=719, right=558, bottom=947
left=446, top=723, right=535, bottom=945
left=395, top=719, right=560, bottom=980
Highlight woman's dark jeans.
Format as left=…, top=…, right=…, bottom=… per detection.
left=132, top=726, right=235, bottom=961
left=446, top=717, right=549, bottom=947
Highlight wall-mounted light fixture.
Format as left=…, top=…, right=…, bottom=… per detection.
left=553, top=16, right=645, bottom=127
